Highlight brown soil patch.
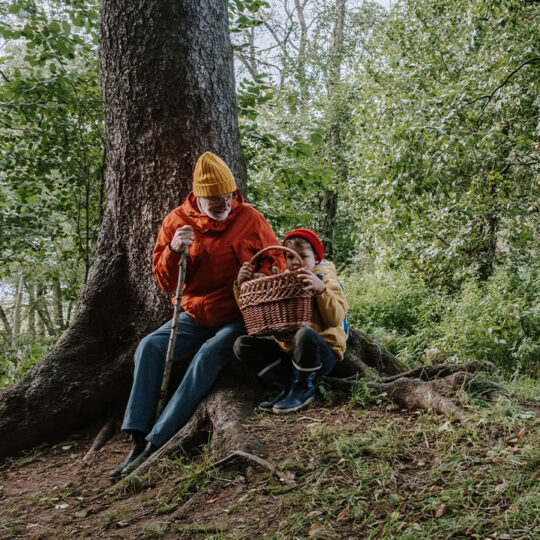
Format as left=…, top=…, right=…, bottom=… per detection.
left=0, top=404, right=484, bottom=539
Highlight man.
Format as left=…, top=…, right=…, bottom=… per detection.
left=109, top=152, right=283, bottom=481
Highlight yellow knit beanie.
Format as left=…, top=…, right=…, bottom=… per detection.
left=192, top=152, right=237, bottom=197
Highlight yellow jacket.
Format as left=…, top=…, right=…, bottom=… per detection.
left=273, top=260, right=349, bottom=360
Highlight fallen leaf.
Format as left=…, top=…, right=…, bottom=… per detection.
left=54, top=503, right=69, bottom=510
left=337, top=507, right=349, bottom=521
left=465, top=528, right=474, bottom=536
left=205, top=498, right=218, bottom=504
left=460, top=490, right=469, bottom=497
left=429, top=485, right=439, bottom=493
left=61, top=445, right=71, bottom=451
left=278, top=471, right=295, bottom=484
left=507, top=438, right=519, bottom=444
left=506, top=446, right=519, bottom=454
left=417, top=461, right=426, bottom=467
left=435, top=504, right=451, bottom=518
left=337, top=457, right=345, bottom=466
left=517, top=427, right=526, bottom=438
left=494, top=482, right=506, bottom=494
left=308, top=521, right=323, bottom=536
left=307, top=510, right=323, bottom=518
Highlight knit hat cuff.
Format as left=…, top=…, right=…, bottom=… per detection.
left=193, top=177, right=237, bottom=197
left=283, top=228, right=324, bottom=262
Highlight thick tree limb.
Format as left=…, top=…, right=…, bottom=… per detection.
left=382, top=360, right=497, bottom=383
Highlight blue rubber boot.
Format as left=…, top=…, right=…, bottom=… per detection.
left=272, top=364, right=320, bottom=414
left=256, top=358, right=290, bottom=411
left=257, top=382, right=288, bottom=411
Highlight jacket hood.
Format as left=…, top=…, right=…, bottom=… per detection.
left=313, top=259, right=337, bottom=278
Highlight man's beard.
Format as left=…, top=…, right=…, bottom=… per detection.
left=197, top=198, right=231, bottom=221
left=205, top=209, right=230, bottom=221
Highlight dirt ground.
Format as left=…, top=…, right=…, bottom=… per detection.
left=0, top=405, right=388, bottom=539
left=1, top=398, right=539, bottom=539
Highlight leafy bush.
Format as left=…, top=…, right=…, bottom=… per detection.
left=342, top=266, right=539, bottom=377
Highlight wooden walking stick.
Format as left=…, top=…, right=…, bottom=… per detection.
left=155, top=246, right=188, bottom=420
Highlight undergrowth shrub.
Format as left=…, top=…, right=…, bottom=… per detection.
left=342, top=266, right=539, bottom=377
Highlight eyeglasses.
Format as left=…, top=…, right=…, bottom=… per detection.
left=203, top=193, right=235, bottom=204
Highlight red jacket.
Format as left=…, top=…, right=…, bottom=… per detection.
left=153, top=191, right=284, bottom=327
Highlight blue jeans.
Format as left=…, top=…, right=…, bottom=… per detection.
left=122, top=312, right=245, bottom=447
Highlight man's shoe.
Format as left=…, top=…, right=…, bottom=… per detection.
left=121, top=442, right=158, bottom=476
left=257, top=383, right=288, bottom=411
left=109, top=431, right=146, bottom=484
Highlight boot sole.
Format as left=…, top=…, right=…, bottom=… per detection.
left=272, top=395, right=313, bottom=414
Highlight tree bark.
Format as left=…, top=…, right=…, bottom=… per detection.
left=10, top=275, right=24, bottom=349
left=26, top=281, right=36, bottom=339
left=52, top=278, right=64, bottom=331
left=0, top=0, right=246, bottom=457
left=320, top=0, right=347, bottom=258
left=0, top=302, right=13, bottom=346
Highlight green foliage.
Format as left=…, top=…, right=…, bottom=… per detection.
left=0, top=0, right=103, bottom=285
left=343, top=265, right=539, bottom=376
left=350, top=0, right=540, bottom=285
left=0, top=334, right=56, bottom=387
left=0, top=0, right=103, bottom=379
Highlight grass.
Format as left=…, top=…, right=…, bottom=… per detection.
left=255, top=380, right=540, bottom=539
left=2, top=376, right=536, bottom=539
left=101, top=507, right=132, bottom=528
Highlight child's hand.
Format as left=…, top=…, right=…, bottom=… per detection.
left=238, top=262, right=255, bottom=284
left=296, top=268, right=326, bottom=294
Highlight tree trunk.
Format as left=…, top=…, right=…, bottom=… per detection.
left=0, top=302, right=13, bottom=346
left=26, top=282, right=36, bottom=339
left=320, top=0, right=347, bottom=258
left=0, top=0, right=245, bottom=457
left=35, top=286, right=56, bottom=338
left=52, top=278, right=64, bottom=332
left=10, top=275, right=24, bottom=349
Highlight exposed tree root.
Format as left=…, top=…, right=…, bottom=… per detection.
left=213, top=450, right=295, bottom=485
left=333, top=329, right=406, bottom=378
left=368, top=374, right=476, bottom=429
left=131, top=375, right=265, bottom=479
left=83, top=415, right=119, bottom=461
left=323, top=360, right=502, bottom=429
left=123, top=341, right=503, bottom=480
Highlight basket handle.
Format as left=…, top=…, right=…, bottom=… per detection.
left=249, top=245, right=302, bottom=271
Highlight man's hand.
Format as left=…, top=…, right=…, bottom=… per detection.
left=237, top=262, right=254, bottom=285
left=170, top=225, right=194, bottom=253
left=296, top=268, right=326, bottom=294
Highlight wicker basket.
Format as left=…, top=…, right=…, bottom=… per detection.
left=238, top=246, right=315, bottom=336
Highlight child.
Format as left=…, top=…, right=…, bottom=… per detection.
left=234, top=228, right=348, bottom=413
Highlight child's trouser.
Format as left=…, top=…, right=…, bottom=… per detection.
left=233, top=327, right=337, bottom=382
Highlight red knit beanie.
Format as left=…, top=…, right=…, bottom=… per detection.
left=283, top=228, right=324, bottom=262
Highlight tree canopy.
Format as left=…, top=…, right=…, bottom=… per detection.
left=1, top=0, right=539, bottom=383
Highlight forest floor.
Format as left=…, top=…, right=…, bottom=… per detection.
left=1, top=379, right=539, bottom=540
